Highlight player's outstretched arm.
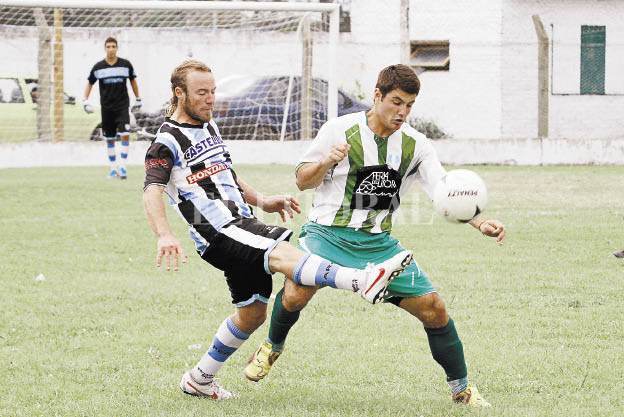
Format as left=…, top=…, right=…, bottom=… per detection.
left=143, top=185, right=188, bottom=271
left=469, top=216, right=506, bottom=244
left=296, top=143, right=351, bottom=190
left=237, top=177, right=301, bottom=222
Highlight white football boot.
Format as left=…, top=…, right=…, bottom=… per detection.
left=361, top=250, right=413, bottom=304
left=179, top=371, right=235, bottom=400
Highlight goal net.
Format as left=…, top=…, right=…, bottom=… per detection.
left=0, top=0, right=339, bottom=143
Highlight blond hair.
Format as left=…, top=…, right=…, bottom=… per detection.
left=166, top=59, right=212, bottom=117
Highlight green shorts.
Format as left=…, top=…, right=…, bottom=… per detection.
left=298, top=222, right=436, bottom=300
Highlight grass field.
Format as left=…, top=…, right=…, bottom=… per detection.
left=1, top=164, right=623, bottom=417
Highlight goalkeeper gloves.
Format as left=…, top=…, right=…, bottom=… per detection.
left=131, top=98, right=142, bottom=112
left=82, top=99, right=94, bottom=114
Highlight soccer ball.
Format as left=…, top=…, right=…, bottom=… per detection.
left=433, top=169, right=488, bottom=223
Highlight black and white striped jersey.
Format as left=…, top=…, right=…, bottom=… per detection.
left=144, top=118, right=253, bottom=253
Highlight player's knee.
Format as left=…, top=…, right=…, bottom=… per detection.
left=423, top=295, right=448, bottom=327
left=283, top=285, right=316, bottom=311
left=235, top=303, right=268, bottom=332
left=401, top=293, right=448, bottom=327
left=267, top=242, right=301, bottom=274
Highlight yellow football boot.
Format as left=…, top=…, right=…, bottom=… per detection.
left=244, top=341, right=281, bottom=382
left=452, top=386, right=491, bottom=407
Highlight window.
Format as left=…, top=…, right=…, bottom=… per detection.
left=580, top=25, right=605, bottom=95
left=410, top=40, right=450, bottom=71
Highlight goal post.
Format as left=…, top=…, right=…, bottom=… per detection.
left=0, top=0, right=339, bottom=143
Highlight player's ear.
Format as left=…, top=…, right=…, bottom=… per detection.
left=373, top=88, right=382, bottom=105
left=174, top=86, right=185, bottom=99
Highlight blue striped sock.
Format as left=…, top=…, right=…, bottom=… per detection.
left=292, top=253, right=311, bottom=285
left=292, top=254, right=339, bottom=287
left=106, top=140, right=116, bottom=165
left=314, top=260, right=339, bottom=287
left=293, top=253, right=361, bottom=290
left=120, top=138, right=129, bottom=160
left=193, top=317, right=249, bottom=382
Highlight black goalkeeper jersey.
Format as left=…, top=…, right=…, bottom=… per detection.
left=87, top=58, right=136, bottom=111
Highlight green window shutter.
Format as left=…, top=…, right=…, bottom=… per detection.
left=580, top=25, right=606, bottom=95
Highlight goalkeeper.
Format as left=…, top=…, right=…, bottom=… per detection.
left=244, top=64, right=505, bottom=407
left=83, top=37, right=141, bottom=180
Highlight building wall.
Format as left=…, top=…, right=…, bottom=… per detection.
left=0, top=22, right=333, bottom=114
left=408, top=0, right=503, bottom=139
left=1, top=1, right=622, bottom=141
left=501, top=0, right=624, bottom=139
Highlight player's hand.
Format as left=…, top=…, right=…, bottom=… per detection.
left=479, top=219, right=506, bottom=244
left=156, top=233, right=188, bottom=271
left=82, top=100, right=94, bottom=114
left=260, top=195, right=301, bottom=222
left=324, top=143, right=350, bottom=166
left=131, top=98, right=142, bottom=112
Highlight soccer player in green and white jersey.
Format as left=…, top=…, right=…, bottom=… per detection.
left=244, top=64, right=506, bottom=407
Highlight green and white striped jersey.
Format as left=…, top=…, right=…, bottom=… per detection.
left=298, top=111, right=446, bottom=233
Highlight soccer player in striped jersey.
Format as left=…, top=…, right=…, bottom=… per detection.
left=244, top=65, right=506, bottom=407
left=142, top=60, right=413, bottom=400
left=83, top=37, right=141, bottom=179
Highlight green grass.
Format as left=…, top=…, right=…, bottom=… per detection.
left=1, top=165, right=623, bottom=417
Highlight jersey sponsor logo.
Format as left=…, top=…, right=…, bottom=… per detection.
left=356, top=172, right=397, bottom=197
left=350, top=164, right=402, bottom=211
left=94, top=67, right=130, bottom=79
left=145, top=158, right=170, bottom=170
left=186, top=162, right=228, bottom=184
left=184, top=135, right=225, bottom=162
left=102, top=77, right=125, bottom=84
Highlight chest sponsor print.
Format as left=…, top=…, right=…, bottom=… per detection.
left=350, top=164, right=402, bottom=211
left=184, top=135, right=225, bottom=163
left=186, top=162, right=228, bottom=184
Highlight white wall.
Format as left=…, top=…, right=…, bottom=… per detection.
left=501, top=0, right=624, bottom=139
left=334, top=0, right=403, bottom=101
left=0, top=24, right=331, bottom=113
left=1, top=1, right=623, bottom=142
left=409, top=0, right=503, bottom=139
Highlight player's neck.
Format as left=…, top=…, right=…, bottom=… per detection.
left=105, top=56, right=118, bottom=65
left=366, top=110, right=396, bottom=138
left=171, top=110, right=204, bottom=127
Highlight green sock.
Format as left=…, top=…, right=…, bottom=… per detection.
left=267, top=288, right=301, bottom=352
left=424, top=318, right=468, bottom=381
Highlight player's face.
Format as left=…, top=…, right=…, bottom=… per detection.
left=105, top=42, right=117, bottom=59
left=180, top=71, right=216, bottom=123
left=374, top=88, right=416, bottom=132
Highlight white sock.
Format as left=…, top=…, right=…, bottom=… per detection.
left=292, top=253, right=365, bottom=292
left=191, top=317, right=249, bottom=383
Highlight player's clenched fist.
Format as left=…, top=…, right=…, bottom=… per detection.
left=324, top=143, right=351, bottom=166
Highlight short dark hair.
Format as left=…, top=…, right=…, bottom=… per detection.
left=104, top=37, right=118, bottom=46
left=375, top=64, right=420, bottom=98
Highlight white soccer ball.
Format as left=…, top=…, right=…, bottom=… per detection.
left=433, top=169, right=488, bottom=223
